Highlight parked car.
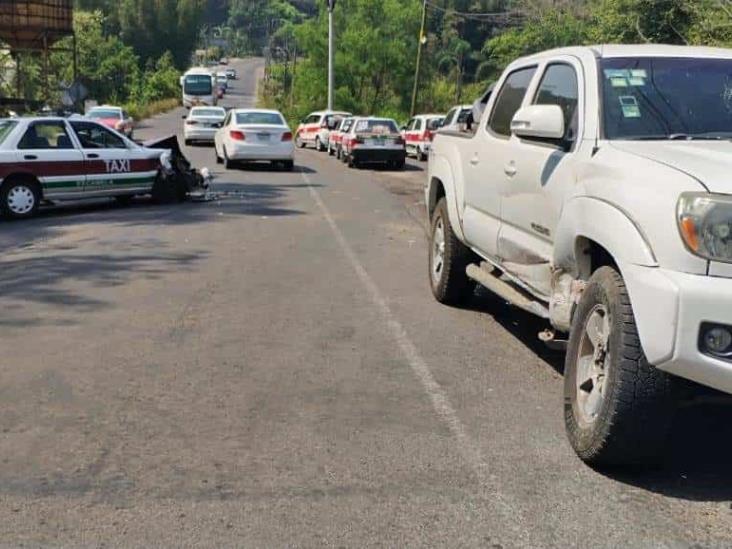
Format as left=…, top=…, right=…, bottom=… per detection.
left=340, top=117, right=405, bottom=170
left=86, top=105, right=134, bottom=138
left=295, top=110, right=352, bottom=151
left=225, top=68, right=237, bottom=80
left=427, top=44, right=732, bottom=467
left=214, top=108, right=294, bottom=170
left=0, top=117, right=187, bottom=218
left=183, top=106, right=226, bottom=145
left=402, top=114, right=444, bottom=161
left=441, top=104, right=474, bottom=133
left=327, top=116, right=354, bottom=158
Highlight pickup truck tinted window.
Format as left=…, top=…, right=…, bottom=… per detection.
left=601, top=57, right=732, bottom=140
left=488, top=66, right=537, bottom=136
left=534, top=63, right=579, bottom=143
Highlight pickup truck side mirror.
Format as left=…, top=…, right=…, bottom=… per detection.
left=511, top=105, right=565, bottom=140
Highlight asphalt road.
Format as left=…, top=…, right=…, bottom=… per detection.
left=3, top=57, right=732, bottom=548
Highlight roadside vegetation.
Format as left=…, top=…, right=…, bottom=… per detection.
left=3, top=0, right=208, bottom=117
left=259, top=0, right=732, bottom=123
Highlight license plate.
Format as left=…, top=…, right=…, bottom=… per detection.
left=257, top=133, right=271, bottom=141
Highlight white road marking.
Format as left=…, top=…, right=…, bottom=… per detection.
left=302, top=172, right=532, bottom=543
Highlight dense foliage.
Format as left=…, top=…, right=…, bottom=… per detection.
left=261, top=0, right=732, bottom=124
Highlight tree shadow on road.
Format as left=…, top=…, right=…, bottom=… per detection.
left=460, top=286, right=732, bottom=502
left=0, top=179, right=317, bottom=246
left=0, top=247, right=205, bottom=328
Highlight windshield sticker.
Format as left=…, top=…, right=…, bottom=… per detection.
left=628, top=76, right=646, bottom=86
left=619, top=96, right=641, bottom=118
left=630, top=69, right=647, bottom=78
left=604, top=69, right=630, bottom=79
left=610, top=77, right=629, bottom=88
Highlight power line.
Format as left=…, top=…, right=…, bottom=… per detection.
left=424, top=1, right=522, bottom=23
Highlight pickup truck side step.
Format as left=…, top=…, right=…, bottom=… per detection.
left=466, top=263, right=550, bottom=319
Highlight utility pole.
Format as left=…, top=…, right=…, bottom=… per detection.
left=327, top=0, right=336, bottom=111
left=410, top=0, right=428, bottom=117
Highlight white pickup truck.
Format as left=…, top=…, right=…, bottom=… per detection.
left=427, top=44, right=732, bottom=467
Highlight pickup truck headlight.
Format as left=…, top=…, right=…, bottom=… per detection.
left=678, top=192, right=732, bottom=262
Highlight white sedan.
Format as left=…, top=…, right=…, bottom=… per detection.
left=183, top=106, right=226, bottom=145
left=214, top=109, right=294, bottom=171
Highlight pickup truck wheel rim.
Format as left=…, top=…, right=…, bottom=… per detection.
left=575, top=305, right=610, bottom=425
left=7, top=185, right=35, bottom=214
left=431, top=217, right=446, bottom=285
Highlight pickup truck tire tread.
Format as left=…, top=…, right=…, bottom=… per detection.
left=429, top=198, right=475, bottom=304
left=564, top=266, right=677, bottom=468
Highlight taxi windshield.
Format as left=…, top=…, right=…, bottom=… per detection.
left=0, top=120, right=17, bottom=145
left=88, top=109, right=121, bottom=119
left=601, top=57, right=732, bottom=140
left=355, top=119, right=398, bottom=134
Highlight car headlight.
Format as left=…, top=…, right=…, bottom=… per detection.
left=678, top=192, right=732, bottom=262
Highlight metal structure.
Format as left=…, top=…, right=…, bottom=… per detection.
left=0, top=0, right=76, bottom=112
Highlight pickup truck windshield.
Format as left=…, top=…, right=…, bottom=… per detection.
left=184, top=75, right=213, bottom=96
left=601, top=57, right=732, bottom=140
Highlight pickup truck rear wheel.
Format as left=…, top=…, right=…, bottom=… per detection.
left=564, top=266, right=677, bottom=468
left=429, top=197, right=475, bottom=304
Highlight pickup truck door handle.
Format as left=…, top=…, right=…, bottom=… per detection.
left=86, top=153, right=100, bottom=159
left=469, top=155, right=479, bottom=166
left=504, top=162, right=517, bottom=177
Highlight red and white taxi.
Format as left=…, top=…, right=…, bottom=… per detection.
left=327, top=116, right=354, bottom=158
left=0, top=117, right=168, bottom=219
left=340, top=117, right=405, bottom=170
left=86, top=105, right=135, bottom=138
left=295, top=110, right=351, bottom=151
left=402, top=113, right=444, bottom=161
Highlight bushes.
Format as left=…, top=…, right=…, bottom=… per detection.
left=123, top=98, right=181, bottom=122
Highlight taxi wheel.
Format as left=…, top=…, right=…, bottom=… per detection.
left=315, top=137, right=325, bottom=152
left=215, top=144, right=223, bottom=164
left=295, top=134, right=306, bottom=149
left=1, top=178, right=40, bottom=220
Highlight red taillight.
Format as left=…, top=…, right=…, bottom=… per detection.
left=230, top=130, right=245, bottom=141
left=281, top=131, right=293, bottom=142
left=186, top=120, right=198, bottom=125
left=394, top=136, right=405, bottom=145
left=424, top=131, right=433, bottom=141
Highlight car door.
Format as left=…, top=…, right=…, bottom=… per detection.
left=15, top=120, right=86, bottom=198
left=461, top=65, right=538, bottom=260
left=70, top=121, right=150, bottom=196
left=216, top=110, right=232, bottom=154
left=406, top=118, right=422, bottom=153
left=497, top=59, right=583, bottom=296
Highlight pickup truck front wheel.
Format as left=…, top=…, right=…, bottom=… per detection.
left=564, top=266, right=677, bottom=467
left=429, top=198, right=475, bottom=304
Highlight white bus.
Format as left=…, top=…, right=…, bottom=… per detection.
left=180, top=68, right=217, bottom=108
